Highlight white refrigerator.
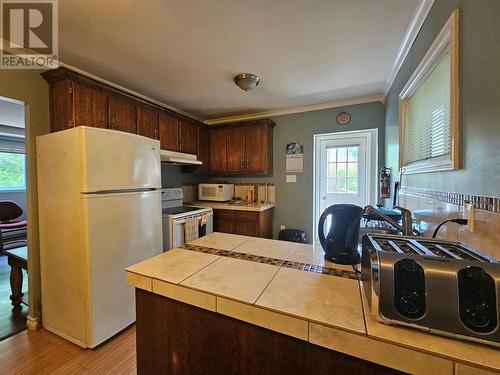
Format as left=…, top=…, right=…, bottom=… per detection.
left=37, top=126, right=162, bottom=348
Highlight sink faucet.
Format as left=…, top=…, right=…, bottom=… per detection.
left=362, top=205, right=420, bottom=236
left=394, top=206, right=415, bottom=236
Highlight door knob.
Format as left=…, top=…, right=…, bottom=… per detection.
left=321, top=196, right=326, bottom=200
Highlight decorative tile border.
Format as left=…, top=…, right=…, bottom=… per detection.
left=401, top=186, right=500, bottom=213
left=181, top=243, right=360, bottom=280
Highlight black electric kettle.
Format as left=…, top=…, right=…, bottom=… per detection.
left=318, top=204, right=363, bottom=265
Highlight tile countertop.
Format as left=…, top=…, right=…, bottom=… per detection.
left=186, top=201, right=275, bottom=212
left=126, top=233, right=499, bottom=375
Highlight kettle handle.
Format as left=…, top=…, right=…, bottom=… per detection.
left=318, top=207, right=333, bottom=249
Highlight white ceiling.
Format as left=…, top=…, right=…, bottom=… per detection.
left=59, top=0, right=421, bottom=120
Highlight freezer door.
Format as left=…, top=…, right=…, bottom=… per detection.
left=83, top=190, right=162, bottom=347
left=79, top=127, right=161, bottom=192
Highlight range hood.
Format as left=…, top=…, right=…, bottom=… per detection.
left=160, top=150, right=202, bottom=165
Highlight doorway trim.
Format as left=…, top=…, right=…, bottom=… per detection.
left=312, top=129, right=378, bottom=243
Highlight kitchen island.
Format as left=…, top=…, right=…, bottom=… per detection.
left=126, top=233, right=499, bottom=375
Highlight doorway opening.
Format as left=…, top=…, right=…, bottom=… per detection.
left=313, top=129, right=378, bottom=243
left=0, top=96, right=28, bottom=340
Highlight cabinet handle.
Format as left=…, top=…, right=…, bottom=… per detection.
left=246, top=160, right=249, bottom=167
left=240, top=158, right=244, bottom=168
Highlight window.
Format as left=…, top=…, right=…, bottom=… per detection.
left=399, top=9, right=459, bottom=174
left=326, top=146, right=358, bottom=194
left=0, top=152, right=26, bottom=190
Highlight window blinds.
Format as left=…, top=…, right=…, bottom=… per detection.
left=404, top=47, right=451, bottom=164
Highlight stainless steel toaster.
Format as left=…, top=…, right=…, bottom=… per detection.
left=361, top=234, right=500, bottom=347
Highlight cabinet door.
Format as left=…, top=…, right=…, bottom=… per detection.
left=194, top=126, right=210, bottom=173
left=136, top=105, right=159, bottom=139
left=209, top=128, right=227, bottom=173
left=244, top=124, right=269, bottom=174
left=108, top=95, right=137, bottom=134
left=159, top=112, right=180, bottom=151
left=49, top=79, right=73, bottom=132
left=179, top=120, right=198, bottom=155
left=236, top=211, right=259, bottom=237
left=226, top=127, right=246, bottom=173
left=214, top=210, right=235, bottom=234
left=73, top=82, right=108, bottom=128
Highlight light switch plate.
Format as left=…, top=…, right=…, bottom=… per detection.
left=286, top=175, right=297, bottom=183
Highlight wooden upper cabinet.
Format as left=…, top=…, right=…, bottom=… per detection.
left=244, top=123, right=272, bottom=174
left=194, top=125, right=210, bottom=173
left=179, top=120, right=198, bottom=155
left=48, top=79, right=73, bottom=132
left=226, top=127, right=246, bottom=173
left=72, top=82, right=108, bottom=128
left=136, top=105, right=159, bottom=140
left=208, top=120, right=274, bottom=175
left=108, top=95, right=137, bottom=134
left=159, top=112, right=180, bottom=151
left=209, top=128, right=226, bottom=173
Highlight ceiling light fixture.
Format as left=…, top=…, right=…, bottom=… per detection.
left=234, top=73, right=260, bottom=91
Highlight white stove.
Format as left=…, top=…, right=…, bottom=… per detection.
left=161, top=188, right=213, bottom=250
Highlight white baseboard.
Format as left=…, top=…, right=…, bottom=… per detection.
left=26, top=315, right=41, bottom=330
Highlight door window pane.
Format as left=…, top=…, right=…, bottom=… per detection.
left=0, top=152, right=26, bottom=190
left=327, top=163, right=336, bottom=178
left=347, top=179, right=358, bottom=194
left=337, top=148, right=347, bottom=162
left=348, top=147, right=358, bottom=161
left=347, top=163, right=357, bottom=178
left=325, top=146, right=359, bottom=194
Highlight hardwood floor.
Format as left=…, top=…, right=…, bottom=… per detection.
left=0, top=325, right=136, bottom=374
left=0, top=254, right=28, bottom=340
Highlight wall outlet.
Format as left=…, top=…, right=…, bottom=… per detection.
left=463, top=203, right=475, bottom=232
left=280, top=225, right=286, bottom=230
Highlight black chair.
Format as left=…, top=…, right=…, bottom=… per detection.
left=0, top=201, right=27, bottom=252
left=278, top=229, right=309, bottom=244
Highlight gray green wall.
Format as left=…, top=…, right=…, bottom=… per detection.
left=0, top=69, right=50, bottom=325
left=385, top=0, right=500, bottom=197
left=161, top=164, right=208, bottom=187
left=213, top=102, right=385, bottom=239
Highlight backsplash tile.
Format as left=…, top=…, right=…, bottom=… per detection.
left=399, top=187, right=499, bottom=260
left=458, top=208, right=500, bottom=260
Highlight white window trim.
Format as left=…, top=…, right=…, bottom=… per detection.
left=399, top=9, right=460, bottom=175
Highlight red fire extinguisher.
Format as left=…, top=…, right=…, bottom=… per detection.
left=380, top=168, right=390, bottom=199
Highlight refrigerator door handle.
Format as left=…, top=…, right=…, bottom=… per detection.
left=82, top=188, right=159, bottom=195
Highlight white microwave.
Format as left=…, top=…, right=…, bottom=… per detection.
left=198, top=183, right=234, bottom=202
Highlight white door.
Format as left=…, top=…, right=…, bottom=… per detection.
left=83, top=190, right=162, bottom=347
left=79, top=127, right=161, bottom=192
left=314, top=130, right=377, bottom=242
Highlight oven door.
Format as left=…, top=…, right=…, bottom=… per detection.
left=169, top=212, right=213, bottom=250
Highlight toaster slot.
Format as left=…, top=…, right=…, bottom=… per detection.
left=423, top=244, right=455, bottom=258
left=444, top=245, right=488, bottom=261
left=389, top=240, right=422, bottom=254
left=458, top=267, right=497, bottom=333
left=394, top=259, right=426, bottom=319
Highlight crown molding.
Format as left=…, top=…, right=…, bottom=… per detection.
left=385, top=0, right=434, bottom=94
left=57, top=62, right=205, bottom=123
left=204, top=94, right=385, bottom=125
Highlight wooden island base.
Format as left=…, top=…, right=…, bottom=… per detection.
left=135, top=289, right=402, bottom=375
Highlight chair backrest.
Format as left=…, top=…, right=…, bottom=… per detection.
left=278, top=229, right=310, bottom=244
left=0, top=201, right=23, bottom=222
